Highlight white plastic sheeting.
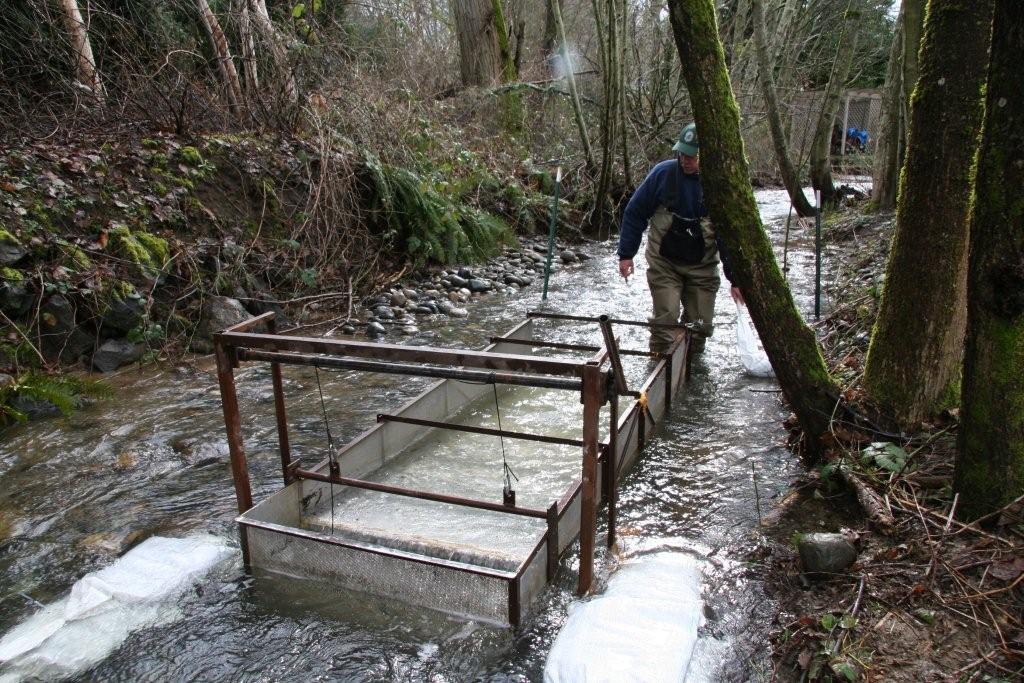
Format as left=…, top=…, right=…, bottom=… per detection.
left=543, top=553, right=704, bottom=683
left=0, top=535, right=231, bottom=682
left=734, top=303, right=775, bottom=378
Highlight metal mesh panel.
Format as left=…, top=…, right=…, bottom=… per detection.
left=245, top=524, right=514, bottom=625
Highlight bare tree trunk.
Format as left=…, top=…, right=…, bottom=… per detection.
left=249, top=0, right=298, bottom=102
left=591, top=0, right=622, bottom=234
left=196, top=0, right=244, bottom=115
left=809, top=7, right=860, bottom=209
left=668, top=0, right=840, bottom=451
left=954, top=0, right=1024, bottom=519
left=871, top=3, right=905, bottom=210
left=864, top=0, right=995, bottom=426
left=552, top=0, right=596, bottom=169
left=59, top=0, right=104, bottom=105
left=235, top=0, right=259, bottom=94
left=751, top=0, right=814, bottom=217
left=452, top=0, right=503, bottom=86
left=901, top=0, right=925, bottom=135
left=543, top=0, right=558, bottom=73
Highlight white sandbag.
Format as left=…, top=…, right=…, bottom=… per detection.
left=0, top=535, right=231, bottom=682
left=734, top=302, right=774, bottom=378
left=543, top=553, right=703, bottom=683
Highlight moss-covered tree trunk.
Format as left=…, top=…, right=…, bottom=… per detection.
left=491, top=0, right=524, bottom=134
left=751, top=0, right=814, bottom=217
left=808, top=8, right=860, bottom=209
left=452, top=0, right=502, bottom=87
left=667, top=0, right=840, bottom=449
left=954, top=0, right=1024, bottom=520
left=864, top=0, right=994, bottom=426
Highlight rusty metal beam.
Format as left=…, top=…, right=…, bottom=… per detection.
left=577, top=363, right=605, bottom=596
left=266, top=317, right=294, bottom=485
left=221, top=329, right=586, bottom=376
left=236, top=349, right=584, bottom=391
left=293, top=468, right=550, bottom=519
left=527, top=311, right=689, bottom=329
left=222, top=310, right=276, bottom=334
left=377, top=414, right=584, bottom=447
left=605, top=394, right=619, bottom=549
left=214, top=338, right=253, bottom=514
left=599, top=315, right=629, bottom=395
left=488, top=336, right=659, bottom=357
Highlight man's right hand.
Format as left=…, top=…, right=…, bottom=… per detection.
left=619, top=259, right=634, bottom=281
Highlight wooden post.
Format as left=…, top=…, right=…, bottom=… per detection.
left=577, top=363, right=604, bottom=595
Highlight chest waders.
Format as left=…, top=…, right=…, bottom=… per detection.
left=643, top=167, right=722, bottom=354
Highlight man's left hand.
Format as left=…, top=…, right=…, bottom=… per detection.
left=730, top=286, right=745, bottom=304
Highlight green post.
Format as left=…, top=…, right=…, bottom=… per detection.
left=541, top=167, right=563, bottom=301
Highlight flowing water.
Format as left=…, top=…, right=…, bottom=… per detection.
left=0, top=188, right=826, bottom=681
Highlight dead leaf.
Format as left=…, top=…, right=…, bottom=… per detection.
left=989, top=558, right=1024, bottom=581
left=798, top=649, right=813, bottom=670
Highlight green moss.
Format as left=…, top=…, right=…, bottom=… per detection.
left=110, top=279, right=138, bottom=301
left=0, top=228, right=19, bottom=244
left=1, top=267, right=23, bottom=282
left=56, top=239, right=91, bottom=269
left=141, top=138, right=160, bottom=149
left=134, top=231, right=169, bottom=266
left=108, top=225, right=168, bottom=272
left=179, top=146, right=203, bottom=166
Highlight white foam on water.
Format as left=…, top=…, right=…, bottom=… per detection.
left=0, top=535, right=231, bottom=682
left=543, top=553, right=704, bottom=683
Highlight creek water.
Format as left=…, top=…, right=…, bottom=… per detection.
left=0, top=187, right=824, bottom=681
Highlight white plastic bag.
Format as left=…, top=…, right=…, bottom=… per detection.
left=735, top=302, right=774, bottom=377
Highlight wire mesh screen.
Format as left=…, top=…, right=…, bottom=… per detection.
left=245, top=524, right=516, bottom=625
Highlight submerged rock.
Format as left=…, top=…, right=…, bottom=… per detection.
left=366, top=321, right=387, bottom=337
left=798, top=533, right=858, bottom=575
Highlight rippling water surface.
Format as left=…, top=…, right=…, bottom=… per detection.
left=0, top=188, right=826, bottom=681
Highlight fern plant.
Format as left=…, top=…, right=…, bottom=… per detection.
left=0, top=372, right=112, bottom=425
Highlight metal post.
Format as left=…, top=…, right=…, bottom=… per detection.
left=598, top=315, right=628, bottom=394
left=214, top=336, right=254, bottom=514
left=815, top=189, right=822, bottom=320
left=546, top=502, right=559, bottom=581
left=267, top=317, right=293, bottom=485
left=577, top=363, right=604, bottom=596
left=605, top=393, right=619, bottom=549
left=542, top=167, right=562, bottom=301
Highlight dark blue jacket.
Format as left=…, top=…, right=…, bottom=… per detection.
left=617, top=159, right=733, bottom=282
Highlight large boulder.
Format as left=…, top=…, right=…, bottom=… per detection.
left=38, top=295, right=94, bottom=364
left=798, top=533, right=858, bottom=575
left=101, top=292, right=146, bottom=335
left=91, top=339, right=145, bottom=373
left=199, top=296, right=250, bottom=338
left=0, top=235, right=27, bottom=266
left=0, top=279, right=33, bottom=318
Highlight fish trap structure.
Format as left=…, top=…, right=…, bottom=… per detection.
left=214, top=311, right=690, bottom=627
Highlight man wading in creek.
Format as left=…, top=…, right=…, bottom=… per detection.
left=617, top=122, right=742, bottom=354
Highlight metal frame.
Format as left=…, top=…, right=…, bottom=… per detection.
left=213, top=309, right=690, bottom=626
